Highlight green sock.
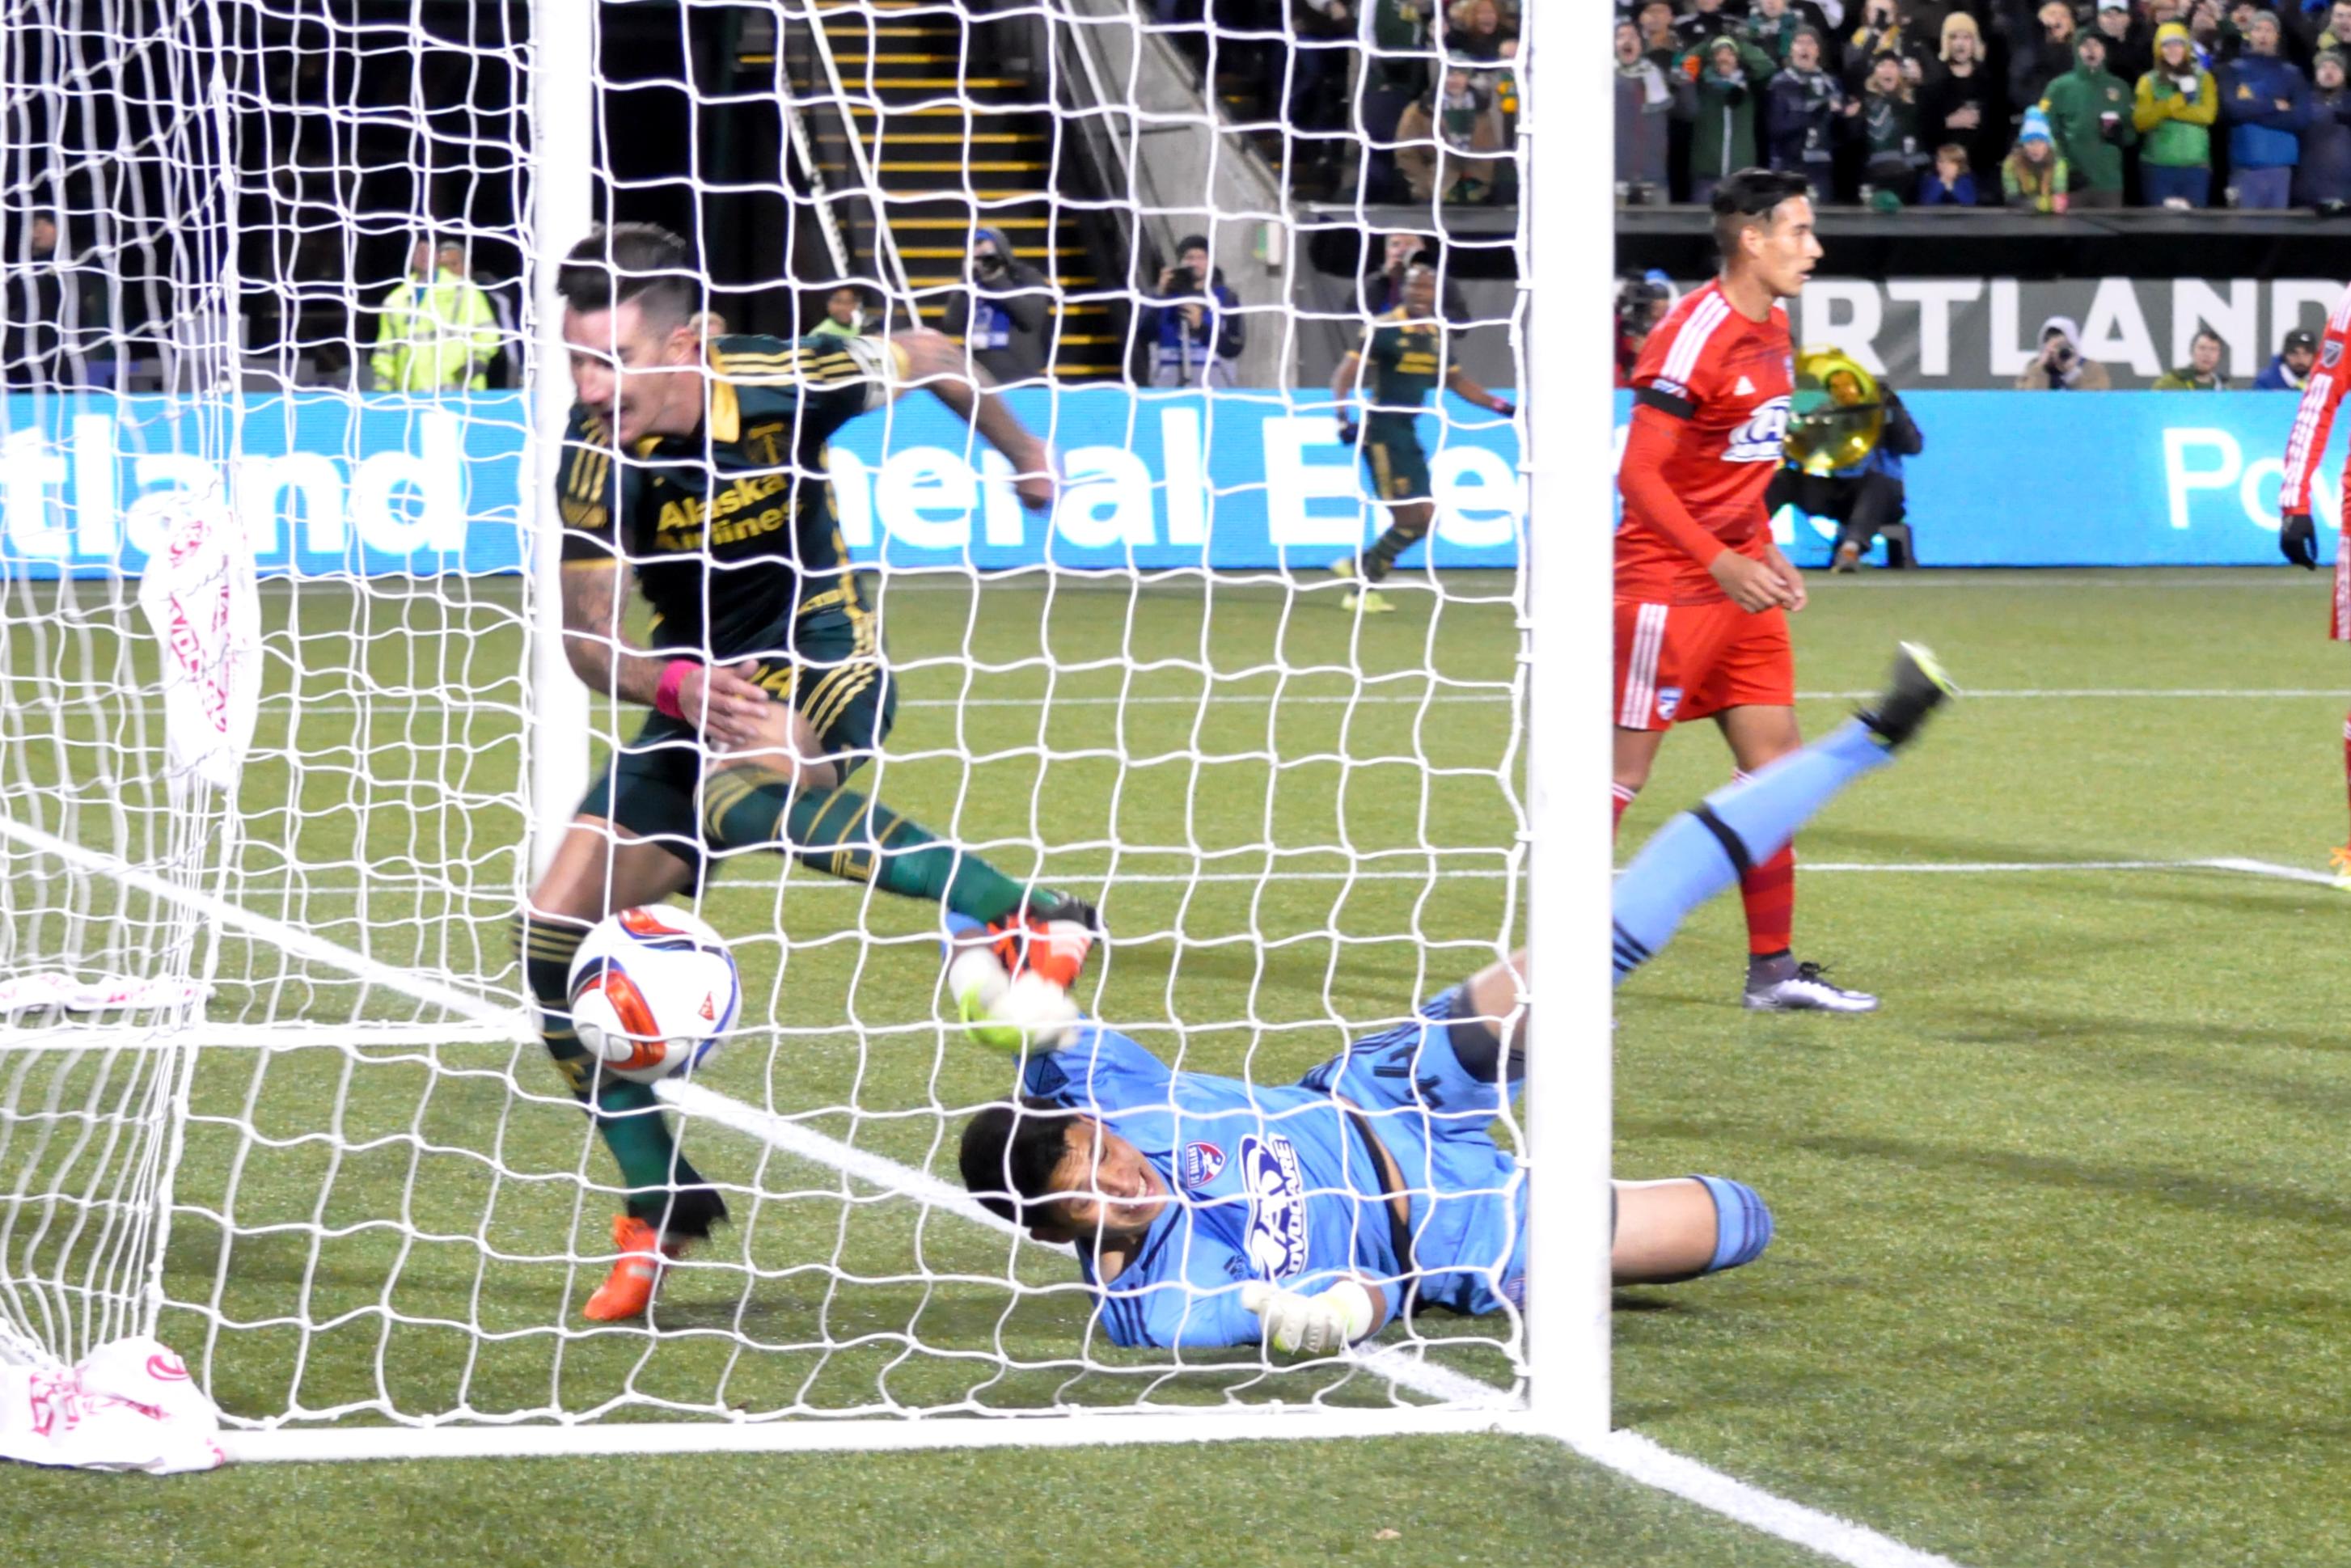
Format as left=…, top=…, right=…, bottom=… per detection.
left=1359, top=516, right=1430, bottom=584
left=512, top=913, right=726, bottom=1239
left=700, top=767, right=1030, bottom=923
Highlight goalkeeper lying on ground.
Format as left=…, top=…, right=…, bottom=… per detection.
left=954, top=646, right=1951, bottom=1353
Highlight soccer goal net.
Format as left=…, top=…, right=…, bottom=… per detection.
left=0, top=0, right=1596, bottom=1457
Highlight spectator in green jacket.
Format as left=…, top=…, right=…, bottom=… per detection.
left=2003, top=106, right=2073, bottom=211
left=1744, top=0, right=1808, bottom=67
left=370, top=238, right=499, bottom=393
left=2136, top=21, right=2221, bottom=206
left=1680, top=32, right=1779, bottom=204
left=2042, top=33, right=2138, bottom=207
left=2154, top=327, right=2231, bottom=389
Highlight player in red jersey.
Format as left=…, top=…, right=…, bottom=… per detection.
left=2276, top=281, right=2351, bottom=881
left=1613, top=167, right=1873, bottom=1012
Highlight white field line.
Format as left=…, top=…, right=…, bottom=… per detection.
left=15, top=687, right=2350, bottom=723
left=185, top=858, right=2340, bottom=903
left=1573, top=1431, right=1967, bottom=1568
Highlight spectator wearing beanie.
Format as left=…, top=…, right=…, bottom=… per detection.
left=2005, top=105, right=2074, bottom=209
left=1921, top=13, right=2010, bottom=187
left=1616, top=19, right=1686, bottom=196
left=2094, top=0, right=2154, bottom=85
left=2044, top=32, right=2138, bottom=208
left=2298, top=45, right=2351, bottom=207
left=1681, top=32, right=1779, bottom=205
left=2011, top=0, right=2080, bottom=108
left=2221, top=9, right=2311, bottom=207
left=2137, top=21, right=2221, bottom=205
left=2256, top=326, right=2321, bottom=388
left=1765, top=28, right=1849, bottom=200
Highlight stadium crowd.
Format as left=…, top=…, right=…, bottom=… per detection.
left=1153, top=1, right=1524, bottom=202
left=1616, top=0, right=2351, bottom=209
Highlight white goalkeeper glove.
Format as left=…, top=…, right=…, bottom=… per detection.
left=1239, top=1279, right=1379, bottom=1357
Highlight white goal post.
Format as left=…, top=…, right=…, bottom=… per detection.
left=0, top=0, right=1609, bottom=1459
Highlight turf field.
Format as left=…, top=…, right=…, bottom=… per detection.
left=9, top=566, right=2351, bottom=1566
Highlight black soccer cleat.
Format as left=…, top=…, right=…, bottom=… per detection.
left=1855, top=641, right=1956, bottom=750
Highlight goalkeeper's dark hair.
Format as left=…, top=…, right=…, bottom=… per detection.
left=1710, top=167, right=1814, bottom=262
left=556, top=222, right=702, bottom=328
left=959, top=1097, right=1083, bottom=1229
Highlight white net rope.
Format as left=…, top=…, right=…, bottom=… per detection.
left=2, top=0, right=1531, bottom=1433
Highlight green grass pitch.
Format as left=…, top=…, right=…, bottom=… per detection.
left=7, top=566, right=2351, bottom=1567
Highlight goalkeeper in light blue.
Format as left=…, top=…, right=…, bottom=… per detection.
left=954, top=645, right=1953, bottom=1354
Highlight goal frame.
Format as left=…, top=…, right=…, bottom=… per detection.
left=186, top=0, right=1609, bottom=1461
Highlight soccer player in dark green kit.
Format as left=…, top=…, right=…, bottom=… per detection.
left=1328, top=263, right=1515, bottom=614
left=519, top=223, right=1095, bottom=1321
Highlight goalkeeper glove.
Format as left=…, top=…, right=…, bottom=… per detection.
left=1239, top=1278, right=1378, bottom=1356
left=2282, top=509, right=2319, bottom=569
left=1334, top=416, right=1361, bottom=449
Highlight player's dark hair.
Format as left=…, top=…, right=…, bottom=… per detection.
left=556, top=222, right=702, bottom=328
left=959, top=1097, right=1080, bottom=1229
left=1710, top=167, right=1813, bottom=263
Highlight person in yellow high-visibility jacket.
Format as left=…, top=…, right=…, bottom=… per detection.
left=370, top=239, right=500, bottom=391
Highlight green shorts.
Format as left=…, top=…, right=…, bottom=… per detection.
left=1362, top=425, right=1431, bottom=502
left=576, top=612, right=896, bottom=881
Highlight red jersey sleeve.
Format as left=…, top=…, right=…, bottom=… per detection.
left=1617, top=294, right=1736, bottom=569
left=2281, top=285, right=2351, bottom=514
left=1627, top=300, right=1715, bottom=421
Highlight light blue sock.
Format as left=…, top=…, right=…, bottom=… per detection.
left=1693, top=1175, right=1774, bottom=1273
left=1613, top=720, right=1892, bottom=985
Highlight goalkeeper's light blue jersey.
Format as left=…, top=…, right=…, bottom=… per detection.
left=1020, top=991, right=1525, bottom=1351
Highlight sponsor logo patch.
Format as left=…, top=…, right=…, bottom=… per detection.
left=1238, top=1133, right=1309, bottom=1280
left=1655, top=687, right=1683, bottom=723
left=1723, top=395, right=1792, bottom=463
left=1179, top=1140, right=1226, bottom=1189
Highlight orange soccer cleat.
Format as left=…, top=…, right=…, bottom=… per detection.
left=983, top=895, right=1102, bottom=991
left=2331, top=845, right=2351, bottom=891
left=582, top=1215, right=686, bottom=1322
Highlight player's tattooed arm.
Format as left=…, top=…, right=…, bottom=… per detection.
left=559, top=560, right=770, bottom=742
left=891, top=328, right=1055, bottom=511
left=559, top=560, right=662, bottom=704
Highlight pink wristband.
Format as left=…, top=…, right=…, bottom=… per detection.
left=653, top=660, right=699, bottom=721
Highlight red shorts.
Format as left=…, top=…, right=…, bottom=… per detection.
left=1613, top=598, right=1795, bottom=731
left=2333, top=549, right=2350, bottom=640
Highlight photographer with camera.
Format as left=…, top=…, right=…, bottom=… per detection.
left=2015, top=314, right=2113, bottom=389
left=1139, top=235, right=1244, bottom=389
left=1615, top=270, right=1674, bottom=387
left=941, top=227, right=1051, bottom=385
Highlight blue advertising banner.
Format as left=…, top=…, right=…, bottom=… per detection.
left=0, top=389, right=1523, bottom=578
left=3, top=388, right=2335, bottom=577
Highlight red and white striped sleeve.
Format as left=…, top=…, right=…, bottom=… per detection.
left=2281, top=283, right=2351, bottom=515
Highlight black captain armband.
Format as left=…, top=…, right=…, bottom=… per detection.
left=1633, top=382, right=1695, bottom=420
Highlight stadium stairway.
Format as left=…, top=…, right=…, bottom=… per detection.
left=779, top=2, right=1126, bottom=381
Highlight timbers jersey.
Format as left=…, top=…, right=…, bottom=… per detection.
left=556, top=333, right=897, bottom=660
left=1615, top=281, right=1794, bottom=606
left=1362, top=310, right=1445, bottom=440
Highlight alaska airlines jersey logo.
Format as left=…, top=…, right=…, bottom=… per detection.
left=1723, top=395, right=1792, bottom=464
left=1238, top=1134, right=1309, bottom=1280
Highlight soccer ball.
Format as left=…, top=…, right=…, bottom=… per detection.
left=566, top=907, right=741, bottom=1084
